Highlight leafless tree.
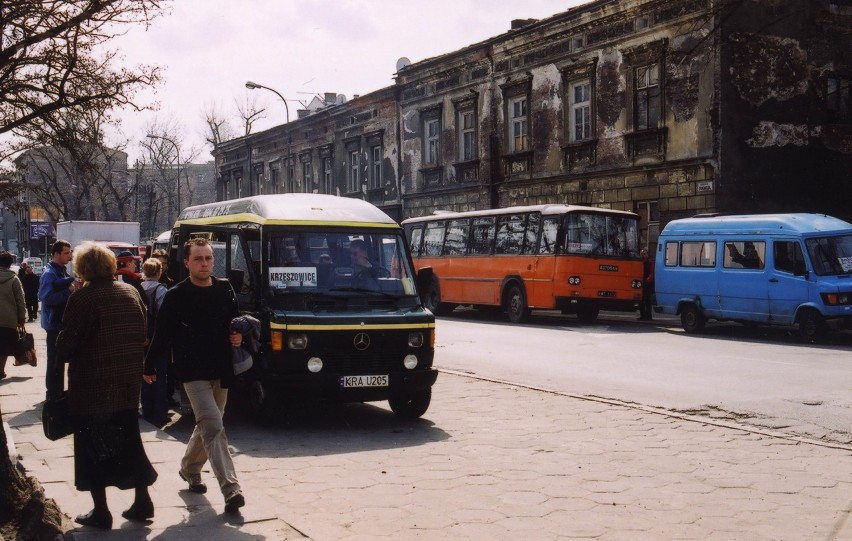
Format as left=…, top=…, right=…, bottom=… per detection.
left=202, top=102, right=236, bottom=146
left=142, top=120, right=200, bottom=228
left=236, top=93, right=267, bottom=136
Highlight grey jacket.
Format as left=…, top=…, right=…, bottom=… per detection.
left=0, top=268, right=26, bottom=329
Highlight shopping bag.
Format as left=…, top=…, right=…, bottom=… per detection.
left=42, top=393, right=74, bottom=441
left=13, top=328, right=37, bottom=367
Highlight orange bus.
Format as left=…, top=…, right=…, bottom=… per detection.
left=402, top=204, right=644, bottom=323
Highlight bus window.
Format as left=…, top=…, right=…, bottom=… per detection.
left=774, top=241, right=805, bottom=275
left=408, top=225, right=424, bottom=256
left=423, top=222, right=446, bottom=256
left=443, top=219, right=470, bottom=256
left=230, top=233, right=254, bottom=296
left=540, top=217, right=559, bottom=255
left=523, top=213, right=541, bottom=254
left=495, top=214, right=525, bottom=254
left=565, top=213, right=640, bottom=257
left=680, top=241, right=716, bottom=267
left=470, top=217, right=496, bottom=255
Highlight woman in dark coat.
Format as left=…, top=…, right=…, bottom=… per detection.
left=57, top=242, right=157, bottom=529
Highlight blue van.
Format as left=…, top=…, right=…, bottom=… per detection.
left=654, top=213, right=852, bottom=341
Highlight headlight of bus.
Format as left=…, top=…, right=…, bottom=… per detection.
left=568, top=276, right=581, bottom=285
left=408, top=332, right=424, bottom=348
left=288, top=333, right=308, bottom=349
left=403, top=354, right=419, bottom=369
left=632, top=280, right=643, bottom=289
left=307, top=357, right=323, bottom=373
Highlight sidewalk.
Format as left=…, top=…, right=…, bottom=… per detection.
left=3, top=325, right=852, bottom=540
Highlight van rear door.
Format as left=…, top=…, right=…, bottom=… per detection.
left=767, top=239, right=810, bottom=326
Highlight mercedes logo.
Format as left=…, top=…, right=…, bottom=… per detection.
left=353, top=332, right=371, bottom=351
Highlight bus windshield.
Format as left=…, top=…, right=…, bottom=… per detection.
left=564, top=212, right=640, bottom=257
left=266, top=229, right=419, bottom=310
left=805, top=234, right=852, bottom=276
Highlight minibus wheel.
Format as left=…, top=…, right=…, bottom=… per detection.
left=680, top=304, right=706, bottom=333
left=424, top=277, right=453, bottom=316
left=504, top=284, right=530, bottom=324
left=797, top=309, right=826, bottom=343
left=389, top=388, right=431, bottom=419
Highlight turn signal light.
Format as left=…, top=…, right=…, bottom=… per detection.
left=271, top=331, right=283, bottom=351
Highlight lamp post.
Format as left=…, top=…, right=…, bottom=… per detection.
left=245, top=80, right=289, bottom=123
left=146, top=134, right=182, bottom=225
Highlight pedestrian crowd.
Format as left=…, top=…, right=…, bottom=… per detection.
left=0, top=239, right=246, bottom=530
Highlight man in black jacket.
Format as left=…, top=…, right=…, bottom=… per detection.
left=20, top=263, right=40, bottom=321
left=143, top=238, right=245, bottom=514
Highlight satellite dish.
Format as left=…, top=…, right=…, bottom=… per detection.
left=335, top=94, right=347, bottom=105
left=395, top=57, right=411, bottom=72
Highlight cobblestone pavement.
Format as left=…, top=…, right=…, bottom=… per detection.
left=2, top=325, right=851, bottom=540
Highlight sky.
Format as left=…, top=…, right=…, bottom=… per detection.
left=112, top=0, right=588, bottom=164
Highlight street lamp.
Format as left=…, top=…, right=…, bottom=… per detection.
left=245, top=80, right=290, bottom=123
left=146, top=134, right=182, bottom=224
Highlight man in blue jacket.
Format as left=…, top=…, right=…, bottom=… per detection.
left=38, top=240, right=75, bottom=401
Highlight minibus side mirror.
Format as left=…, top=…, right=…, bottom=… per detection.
left=228, top=268, right=245, bottom=293
left=415, top=266, right=434, bottom=305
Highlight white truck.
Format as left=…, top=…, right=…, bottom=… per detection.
left=56, top=220, right=141, bottom=257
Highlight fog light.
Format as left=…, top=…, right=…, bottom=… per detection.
left=403, top=354, right=418, bottom=369
left=408, top=332, right=424, bottom=347
left=307, top=357, right=323, bottom=373
left=288, top=333, right=308, bottom=349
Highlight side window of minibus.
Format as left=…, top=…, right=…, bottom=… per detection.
left=724, top=241, right=765, bottom=269
left=229, top=233, right=253, bottom=296
left=664, top=242, right=678, bottom=266
left=774, top=241, right=806, bottom=275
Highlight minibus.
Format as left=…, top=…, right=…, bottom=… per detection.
left=655, top=213, right=852, bottom=341
left=165, top=194, right=437, bottom=420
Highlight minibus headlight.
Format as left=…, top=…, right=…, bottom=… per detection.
left=307, top=357, right=323, bottom=373
left=403, top=354, right=419, bottom=369
left=271, top=331, right=283, bottom=351
left=568, top=276, right=581, bottom=285
left=632, top=280, right=643, bottom=289
left=288, top=333, right=308, bottom=349
left=408, top=332, right=424, bottom=348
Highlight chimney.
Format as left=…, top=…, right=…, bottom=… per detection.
left=324, top=92, right=336, bottom=105
left=511, top=18, right=538, bottom=30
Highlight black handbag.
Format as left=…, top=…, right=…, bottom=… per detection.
left=13, top=328, right=37, bottom=367
left=42, top=392, right=75, bottom=441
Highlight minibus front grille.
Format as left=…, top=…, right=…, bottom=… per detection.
left=320, top=353, right=411, bottom=373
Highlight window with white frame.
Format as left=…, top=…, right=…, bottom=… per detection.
left=635, top=63, right=661, bottom=130
left=508, top=95, right=529, bottom=152
left=569, top=80, right=592, bottom=142
left=424, top=118, right=440, bottom=164
left=458, top=109, right=476, bottom=161
left=369, top=144, right=382, bottom=189
left=347, top=149, right=359, bottom=193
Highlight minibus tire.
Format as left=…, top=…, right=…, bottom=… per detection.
left=389, top=388, right=431, bottom=419
left=680, top=304, right=706, bottom=333
left=504, top=284, right=530, bottom=324
left=424, top=277, right=452, bottom=316
left=797, top=309, right=827, bottom=343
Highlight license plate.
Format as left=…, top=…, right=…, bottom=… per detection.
left=339, top=375, right=389, bottom=388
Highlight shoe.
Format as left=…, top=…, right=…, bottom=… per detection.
left=75, top=509, right=113, bottom=529
left=121, top=500, right=154, bottom=522
left=224, top=490, right=245, bottom=514
left=179, top=469, right=207, bottom=494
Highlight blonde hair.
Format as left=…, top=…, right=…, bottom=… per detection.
left=142, top=258, right=162, bottom=279
left=73, top=242, right=116, bottom=282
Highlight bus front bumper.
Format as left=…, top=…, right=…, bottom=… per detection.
left=260, top=368, right=439, bottom=403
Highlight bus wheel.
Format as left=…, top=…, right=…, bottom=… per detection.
left=798, top=309, right=826, bottom=343
left=576, top=306, right=599, bottom=323
left=389, top=388, right=431, bottom=419
left=680, top=304, right=706, bottom=333
left=504, top=284, right=530, bottom=324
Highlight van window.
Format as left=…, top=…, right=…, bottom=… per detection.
left=664, top=242, right=678, bottom=266
left=774, top=241, right=806, bottom=275
left=724, top=241, right=765, bottom=269
left=680, top=241, right=716, bottom=267
left=806, top=234, right=852, bottom=275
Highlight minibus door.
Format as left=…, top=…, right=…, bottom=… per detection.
left=719, top=240, right=770, bottom=322
left=767, top=239, right=809, bottom=326
left=175, top=225, right=259, bottom=310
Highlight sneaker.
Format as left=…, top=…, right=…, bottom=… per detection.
left=224, top=490, right=245, bottom=513
left=179, top=470, right=207, bottom=494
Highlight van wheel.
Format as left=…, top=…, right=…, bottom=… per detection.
left=680, top=304, right=706, bottom=333
left=576, top=306, right=600, bottom=323
left=424, top=277, right=453, bottom=316
left=504, top=284, right=530, bottom=324
left=798, top=309, right=826, bottom=343
left=389, top=388, right=431, bottom=419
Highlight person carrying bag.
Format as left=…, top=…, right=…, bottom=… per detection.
left=0, top=251, right=27, bottom=380
left=13, top=325, right=37, bottom=367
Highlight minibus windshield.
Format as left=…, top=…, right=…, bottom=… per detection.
left=265, top=229, right=419, bottom=310
left=564, top=212, right=640, bottom=257
left=805, top=234, right=852, bottom=276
